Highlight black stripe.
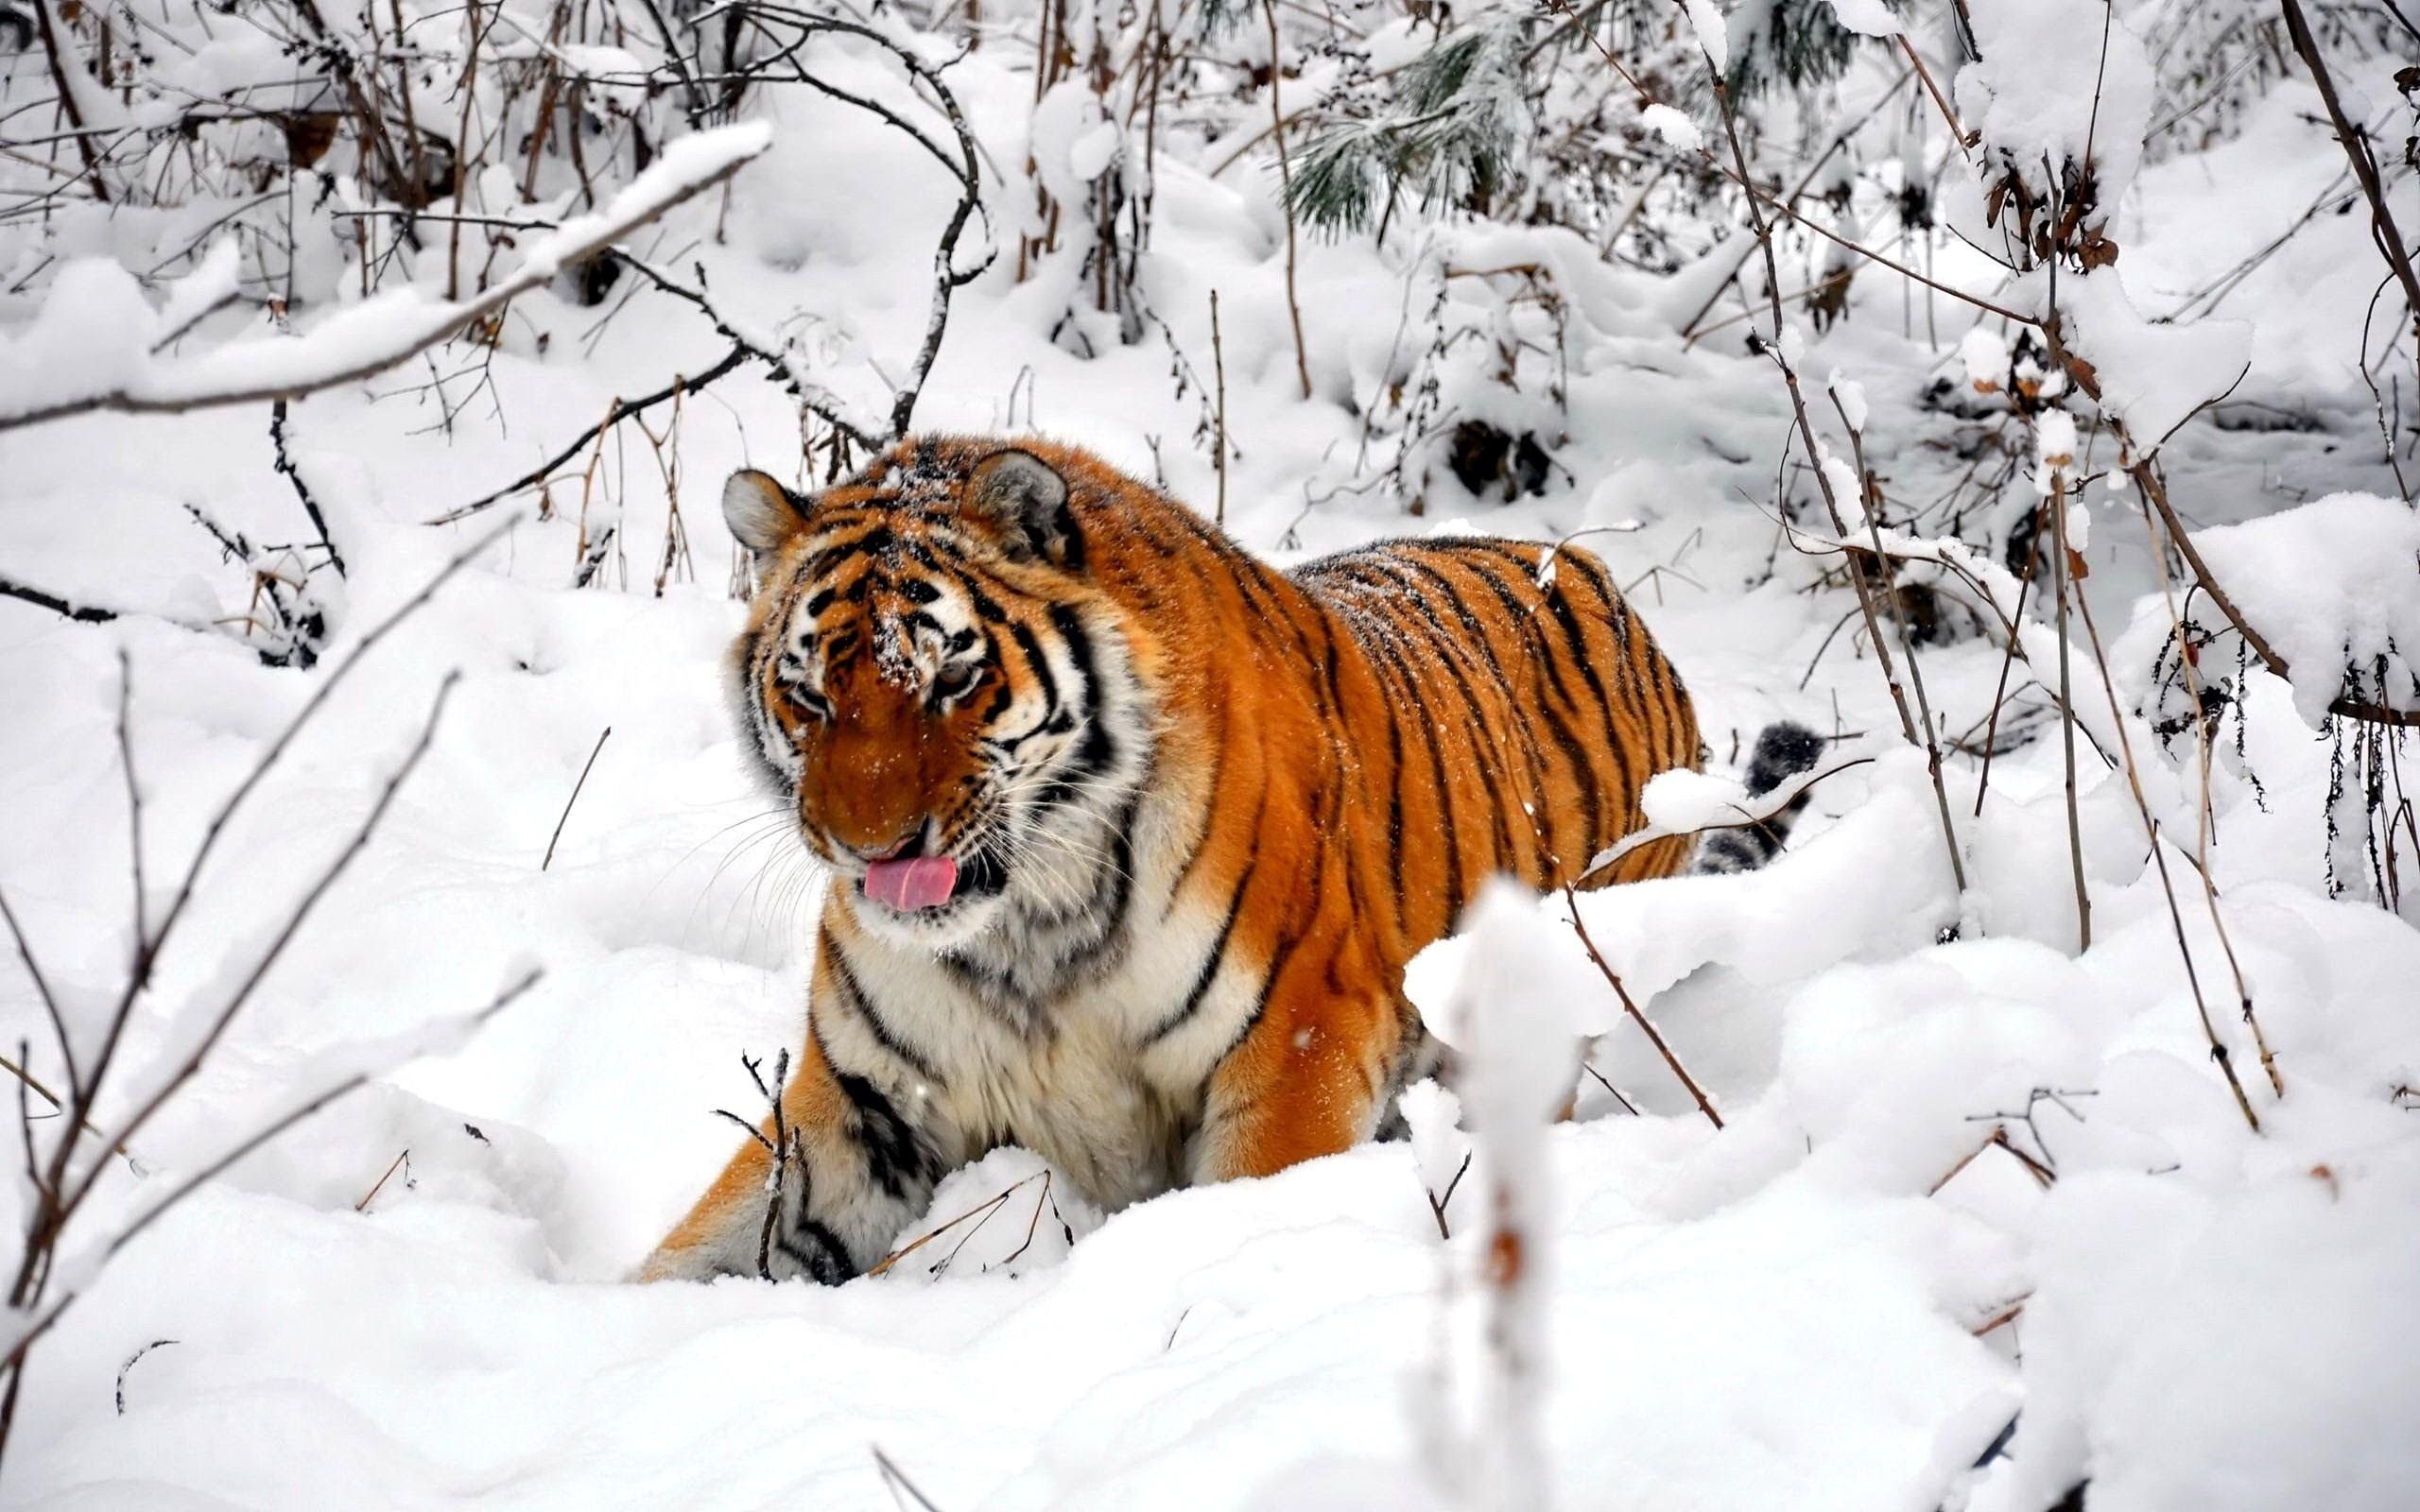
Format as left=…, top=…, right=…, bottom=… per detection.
left=1357, top=594, right=1464, bottom=932
left=1046, top=604, right=1115, bottom=782
left=1004, top=619, right=1062, bottom=728
left=1547, top=549, right=1661, bottom=749
left=1362, top=558, right=1522, bottom=877
left=832, top=1065, right=938, bottom=1203
left=1372, top=637, right=1409, bottom=937
left=1536, top=570, right=1635, bottom=818
left=804, top=525, right=898, bottom=577
left=824, top=940, right=945, bottom=1087
left=1159, top=713, right=1230, bottom=912
left=1076, top=788, right=1144, bottom=961
left=1324, top=593, right=1414, bottom=943
left=1452, top=548, right=1610, bottom=864
left=774, top=1220, right=857, bottom=1285
left=1144, top=836, right=1259, bottom=1045
left=1398, top=550, right=1569, bottom=875
left=1208, top=919, right=1305, bottom=1074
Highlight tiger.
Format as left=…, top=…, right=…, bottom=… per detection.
left=638, top=435, right=1817, bottom=1283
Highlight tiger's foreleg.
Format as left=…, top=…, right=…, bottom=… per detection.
left=636, top=1022, right=945, bottom=1284
left=1187, top=938, right=1402, bottom=1184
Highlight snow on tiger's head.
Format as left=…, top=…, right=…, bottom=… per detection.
left=718, top=437, right=1147, bottom=948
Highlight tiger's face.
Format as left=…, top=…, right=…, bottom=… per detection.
left=722, top=442, right=1145, bottom=951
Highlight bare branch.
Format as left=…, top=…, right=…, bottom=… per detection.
left=543, top=727, right=614, bottom=870
left=429, top=348, right=754, bottom=525
left=0, top=574, right=128, bottom=627
left=2280, top=0, right=2420, bottom=386
left=269, top=401, right=347, bottom=578
left=58, top=672, right=472, bottom=1222
left=1560, top=884, right=1722, bottom=1130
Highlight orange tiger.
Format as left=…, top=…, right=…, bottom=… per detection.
left=639, top=436, right=1815, bottom=1282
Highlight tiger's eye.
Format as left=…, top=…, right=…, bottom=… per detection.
left=785, top=682, right=831, bottom=721
left=934, top=663, right=980, bottom=704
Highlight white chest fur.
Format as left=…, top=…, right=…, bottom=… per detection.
left=821, top=891, right=1240, bottom=1208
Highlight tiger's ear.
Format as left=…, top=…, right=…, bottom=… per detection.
left=722, top=469, right=810, bottom=555
left=965, top=448, right=1082, bottom=570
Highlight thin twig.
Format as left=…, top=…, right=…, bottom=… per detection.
left=1260, top=0, right=1312, bottom=401
left=1695, top=49, right=1970, bottom=902
left=2129, top=455, right=2420, bottom=727
left=2050, top=483, right=2091, bottom=951
left=354, top=1149, right=410, bottom=1211
left=2065, top=542, right=2261, bottom=1133
left=542, top=727, right=613, bottom=870
left=1832, top=389, right=1971, bottom=903
left=2280, top=0, right=2420, bottom=398
left=0, top=969, right=542, bottom=1383
left=0, top=574, right=127, bottom=626
left=872, top=1446, right=949, bottom=1512
left=1560, top=885, right=1720, bottom=1129
left=9, top=520, right=516, bottom=1321
left=1210, top=288, right=1229, bottom=526
left=269, top=400, right=347, bottom=578
left=0, top=136, right=767, bottom=434
left=429, top=349, right=752, bottom=525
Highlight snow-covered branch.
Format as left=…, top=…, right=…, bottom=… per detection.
left=1576, top=757, right=1876, bottom=885
left=0, top=125, right=771, bottom=435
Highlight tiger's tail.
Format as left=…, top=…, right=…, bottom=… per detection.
left=1692, top=721, right=1825, bottom=875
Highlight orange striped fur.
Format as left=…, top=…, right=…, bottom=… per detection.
left=640, top=436, right=1703, bottom=1282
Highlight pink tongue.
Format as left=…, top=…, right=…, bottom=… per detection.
left=864, top=855, right=959, bottom=911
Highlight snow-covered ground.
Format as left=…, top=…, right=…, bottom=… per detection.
left=4, top=9, right=2418, bottom=1511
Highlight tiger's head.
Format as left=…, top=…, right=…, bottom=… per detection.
left=720, top=439, right=1151, bottom=951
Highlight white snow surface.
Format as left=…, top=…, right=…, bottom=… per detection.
left=2, top=15, right=2418, bottom=1512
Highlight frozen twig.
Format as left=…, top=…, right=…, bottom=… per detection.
left=354, top=1150, right=412, bottom=1212
left=610, top=252, right=886, bottom=446
left=2063, top=539, right=2263, bottom=1132
left=0, top=575, right=180, bottom=631
left=711, top=5, right=994, bottom=437
left=865, top=1171, right=1045, bottom=1279
left=1830, top=387, right=1970, bottom=908
left=1676, top=43, right=1974, bottom=908
left=2, top=514, right=517, bottom=1406
left=2130, top=455, right=2420, bottom=728
left=1211, top=289, right=1230, bottom=525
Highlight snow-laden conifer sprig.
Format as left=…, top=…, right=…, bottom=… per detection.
left=1288, top=17, right=1530, bottom=236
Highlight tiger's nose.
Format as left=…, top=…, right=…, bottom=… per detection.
left=841, top=826, right=925, bottom=865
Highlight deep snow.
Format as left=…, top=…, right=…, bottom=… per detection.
left=3, top=12, right=2418, bottom=1512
